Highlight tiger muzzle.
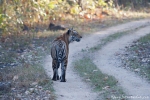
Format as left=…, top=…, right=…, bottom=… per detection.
left=76, top=38, right=80, bottom=42
left=76, top=36, right=82, bottom=42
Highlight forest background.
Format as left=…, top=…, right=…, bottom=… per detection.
left=1, top=0, right=150, bottom=36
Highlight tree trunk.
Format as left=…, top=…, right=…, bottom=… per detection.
left=113, top=0, right=119, bottom=8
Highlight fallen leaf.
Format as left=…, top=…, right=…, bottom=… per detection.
left=13, top=75, right=19, bottom=81
left=102, top=86, right=110, bottom=90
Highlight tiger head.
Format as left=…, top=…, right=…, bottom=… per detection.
left=67, top=28, right=82, bottom=43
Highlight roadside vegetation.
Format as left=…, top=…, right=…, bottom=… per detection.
left=0, top=35, right=55, bottom=99
left=0, top=0, right=150, bottom=99
left=121, top=33, right=150, bottom=81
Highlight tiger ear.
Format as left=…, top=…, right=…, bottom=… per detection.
left=67, top=28, right=73, bottom=34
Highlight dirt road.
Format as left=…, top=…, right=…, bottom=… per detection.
left=93, top=25, right=150, bottom=99
left=44, top=19, right=150, bottom=100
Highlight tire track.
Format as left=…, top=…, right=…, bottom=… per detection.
left=44, top=19, right=150, bottom=100
left=93, top=25, right=150, bottom=99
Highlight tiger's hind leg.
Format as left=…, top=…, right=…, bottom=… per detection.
left=60, top=59, right=67, bottom=82
left=52, top=60, right=60, bottom=81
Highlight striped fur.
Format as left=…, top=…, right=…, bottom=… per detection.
left=51, top=28, right=82, bottom=82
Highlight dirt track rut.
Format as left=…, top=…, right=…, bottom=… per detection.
left=93, top=25, right=150, bottom=100
left=44, top=19, right=150, bottom=100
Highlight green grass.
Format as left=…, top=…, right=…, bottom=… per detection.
left=129, top=59, right=150, bottom=81
left=139, top=33, right=150, bottom=43
left=73, top=58, right=127, bottom=100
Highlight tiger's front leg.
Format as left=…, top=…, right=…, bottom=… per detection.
left=52, top=60, right=60, bottom=81
left=60, top=59, right=67, bottom=82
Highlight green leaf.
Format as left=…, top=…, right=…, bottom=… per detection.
left=98, top=0, right=107, bottom=7
left=70, top=5, right=80, bottom=15
left=48, top=1, right=57, bottom=9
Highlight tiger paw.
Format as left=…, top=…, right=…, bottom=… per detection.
left=60, top=79, right=66, bottom=82
left=52, top=78, right=57, bottom=81
left=57, top=76, right=59, bottom=80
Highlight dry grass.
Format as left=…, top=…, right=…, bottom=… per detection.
left=0, top=33, right=55, bottom=99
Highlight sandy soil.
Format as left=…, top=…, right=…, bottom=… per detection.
left=44, top=19, right=150, bottom=100
left=93, top=25, right=150, bottom=100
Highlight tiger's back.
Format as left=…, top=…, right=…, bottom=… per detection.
left=51, top=39, right=68, bottom=63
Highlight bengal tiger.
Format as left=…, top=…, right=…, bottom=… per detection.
left=51, top=28, right=82, bottom=82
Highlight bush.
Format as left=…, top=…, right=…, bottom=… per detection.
left=0, top=0, right=115, bottom=36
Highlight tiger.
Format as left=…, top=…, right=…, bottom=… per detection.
left=51, top=28, right=82, bottom=82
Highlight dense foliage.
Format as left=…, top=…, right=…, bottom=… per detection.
left=0, top=0, right=150, bottom=36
